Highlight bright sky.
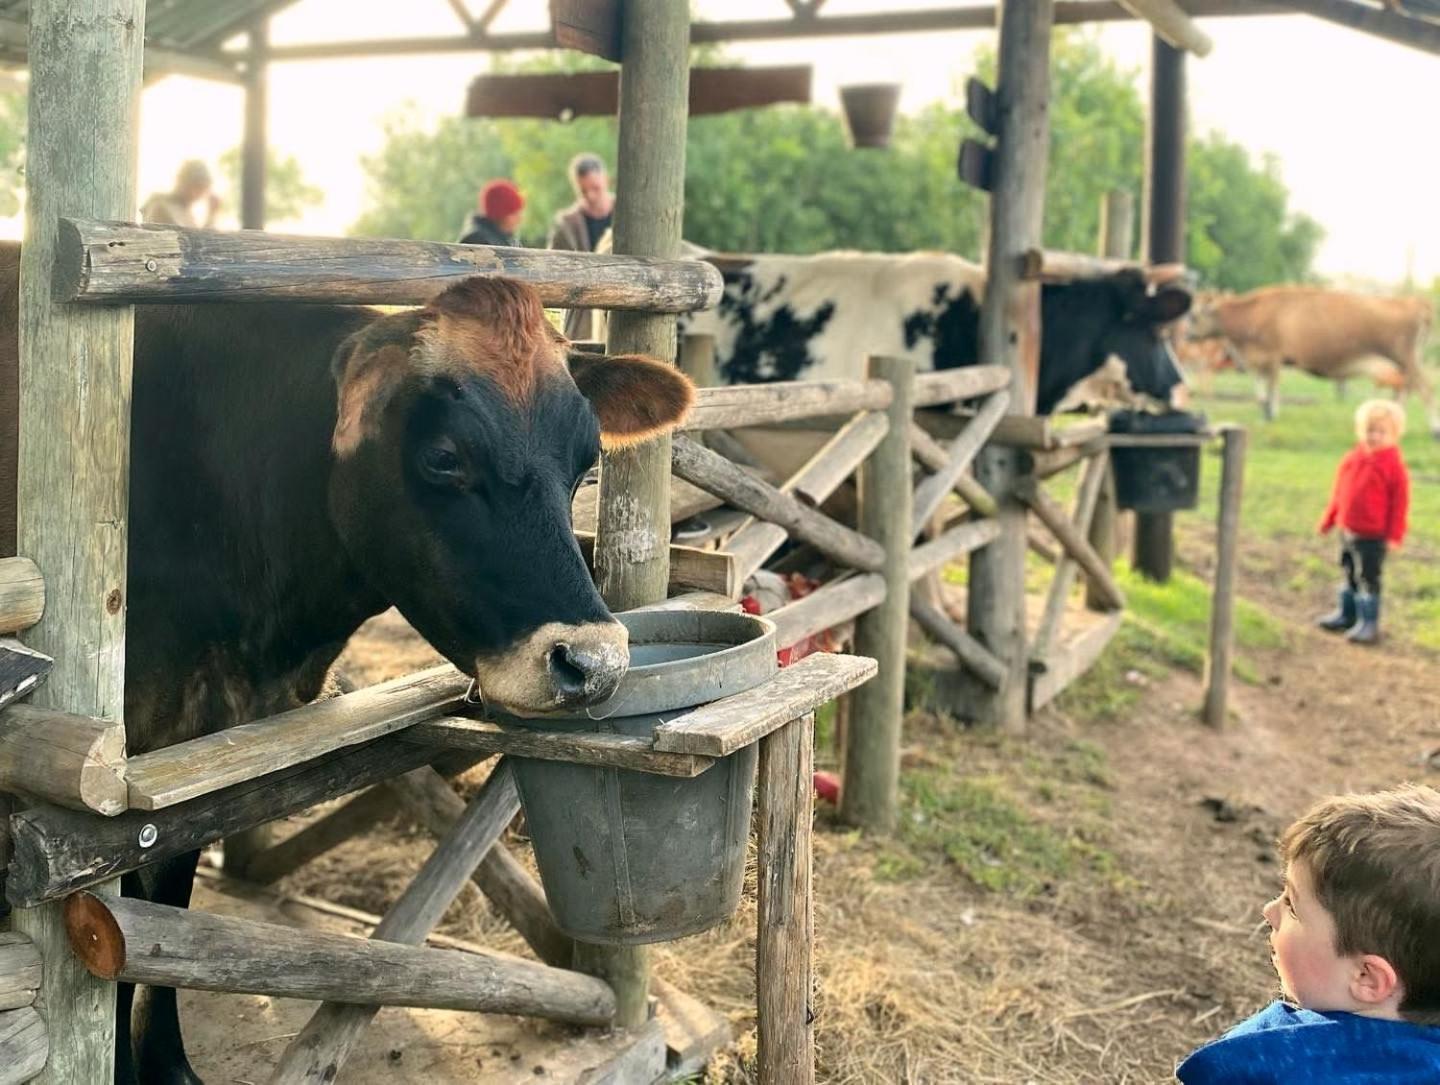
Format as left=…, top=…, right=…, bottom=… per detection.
left=117, top=0, right=1440, bottom=284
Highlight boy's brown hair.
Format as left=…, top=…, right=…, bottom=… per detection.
left=1282, top=784, right=1440, bottom=1024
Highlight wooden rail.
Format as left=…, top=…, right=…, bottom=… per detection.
left=910, top=364, right=1011, bottom=408
left=0, top=557, right=43, bottom=635
left=54, top=219, right=723, bottom=313
left=684, top=379, right=891, bottom=431
left=0, top=706, right=127, bottom=816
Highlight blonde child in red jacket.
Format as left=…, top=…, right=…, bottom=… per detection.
left=1316, top=400, right=1410, bottom=645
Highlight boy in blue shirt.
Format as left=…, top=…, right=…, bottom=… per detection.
left=1178, top=785, right=1440, bottom=1083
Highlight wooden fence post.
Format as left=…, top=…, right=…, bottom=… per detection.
left=840, top=356, right=913, bottom=832
left=240, top=17, right=268, bottom=231
left=967, top=0, right=1054, bottom=732
left=583, top=0, right=692, bottom=1029
left=12, top=1, right=145, bottom=1080
left=1202, top=427, right=1246, bottom=727
left=1086, top=189, right=1130, bottom=611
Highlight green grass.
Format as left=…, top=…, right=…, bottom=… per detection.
left=1197, top=370, right=1440, bottom=649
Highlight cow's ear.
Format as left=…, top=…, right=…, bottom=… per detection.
left=1134, top=285, right=1192, bottom=326
left=568, top=352, right=694, bottom=449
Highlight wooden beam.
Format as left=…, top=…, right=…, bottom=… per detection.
left=1030, top=610, right=1124, bottom=711
left=466, top=66, right=812, bottom=120
left=6, top=733, right=449, bottom=908
left=575, top=531, right=737, bottom=598
left=672, top=437, right=886, bottom=572
left=910, top=364, right=1012, bottom=408
left=0, top=1006, right=46, bottom=1085
left=550, top=0, right=621, bottom=60
left=1017, top=478, right=1125, bottom=611
left=726, top=410, right=889, bottom=583
left=13, top=0, right=144, bottom=1077
left=270, top=761, right=521, bottom=1084
left=909, top=424, right=999, bottom=518
left=1031, top=448, right=1111, bottom=663
left=684, top=379, right=891, bottom=431
left=911, top=390, right=1010, bottom=535
left=652, top=651, right=874, bottom=757
left=0, top=933, right=41, bottom=1012
left=1115, top=0, right=1214, bottom=53
left=909, top=597, right=1007, bottom=689
left=1203, top=427, right=1246, bottom=727
left=1272, top=0, right=1440, bottom=53
left=907, top=519, right=1003, bottom=581
left=54, top=219, right=723, bottom=314
left=446, top=0, right=477, bottom=30
left=239, top=18, right=267, bottom=231
left=0, top=704, right=127, bottom=815
left=766, top=574, right=886, bottom=649
left=756, top=713, right=814, bottom=1084
left=0, top=19, right=244, bottom=83
left=63, top=891, right=616, bottom=1026
left=405, top=715, right=715, bottom=777
left=0, top=557, right=43, bottom=634
left=1020, top=248, right=1141, bottom=282
left=122, top=665, right=470, bottom=810
left=841, top=356, right=914, bottom=833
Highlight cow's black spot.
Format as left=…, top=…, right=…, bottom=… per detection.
left=716, top=271, right=835, bottom=384
left=900, top=283, right=981, bottom=371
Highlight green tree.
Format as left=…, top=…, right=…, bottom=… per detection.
left=0, top=88, right=26, bottom=218
left=218, top=146, right=325, bottom=225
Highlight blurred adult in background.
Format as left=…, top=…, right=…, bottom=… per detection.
left=547, top=152, right=615, bottom=340
left=459, top=178, right=526, bottom=248
left=141, top=160, right=220, bottom=228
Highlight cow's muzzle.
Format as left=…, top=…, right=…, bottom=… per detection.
left=475, top=620, right=629, bottom=715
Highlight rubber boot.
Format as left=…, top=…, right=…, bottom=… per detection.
left=1316, top=587, right=1356, bottom=633
left=1346, top=592, right=1380, bottom=645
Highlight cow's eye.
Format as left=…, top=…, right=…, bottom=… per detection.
left=418, top=444, right=463, bottom=484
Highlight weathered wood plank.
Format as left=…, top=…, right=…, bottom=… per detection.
left=1032, top=447, right=1111, bottom=663
left=0, top=557, right=42, bottom=635
left=63, top=891, right=615, bottom=1025
left=575, top=531, right=736, bottom=598
left=14, top=0, right=144, bottom=1077
left=1203, top=427, right=1246, bottom=728
left=54, top=219, right=722, bottom=314
left=653, top=652, right=876, bottom=757
left=756, top=713, right=814, bottom=1084
left=6, top=734, right=449, bottom=907
left=672, top=437, right=885, bottom=573
left=909, top=424, right=999, bottom=518
left=1017, top=478, right=1125, bottom=611
left=725, top=411, right=888, bottom=582
left=683, top=379, right=891, bottom=431
left=385, top=766, right=574, bottom=969
left=911, top=390, right=1010, bottom=535
left=0, top=933, right=41, bottom=1012
left=910, top=597, right=1007, bottom=689
left=841, top=356, right=913, bottom=832
left=0, top=1006, right=47, bottom=1085
left=767, top=574, right=885, bottom=650
left=910, top=364, right=1012, bottom=408
left=405, top=716, right=715, bottom=777
left=1020, top=248, right=1148, bottom=282
left=907, top=519, right=1003, bottom=582
left=1030, top=610, right=1124, bottom=711
left=123, top=665, right=469, bottom=810
left=269, top=761, right=524, bottom=1084
left=0, top=705, right=126, bottom=816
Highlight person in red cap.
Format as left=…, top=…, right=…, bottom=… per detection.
left=459, top=178, right=525, bottom=248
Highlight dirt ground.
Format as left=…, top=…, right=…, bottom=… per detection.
left=184, top=527, right=1440, bottom=1084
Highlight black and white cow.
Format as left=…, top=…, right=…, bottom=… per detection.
left=676, top=249, right=1191, bottom=413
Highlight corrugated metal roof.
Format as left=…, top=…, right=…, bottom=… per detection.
left=0, top=0, right=301, bottom=53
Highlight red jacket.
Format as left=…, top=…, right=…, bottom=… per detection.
left=1319, top=443, right=1409, bottom=546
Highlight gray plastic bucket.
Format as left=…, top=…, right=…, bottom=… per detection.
left=508, top=610, right=776, bottom=945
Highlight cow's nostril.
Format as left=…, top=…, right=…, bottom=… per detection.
left=548, top=643, right=588, bottom=695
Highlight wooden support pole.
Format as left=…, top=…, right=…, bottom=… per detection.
left=271, top=762, right=524, bottom=1083
left=0, top=557, right=44, bottom=634
left=1135, top=34, right=1186, bottom=584
left=14, top=0, right=144, bottom=1078
left=678, top=333, right=719, bottom=389
left=0, top=1006, right=47, bottom=1085
left=63, top=891, right=616, bottom=1026
left=909, top=597, right=1007, bottom=688
left=0, top=933, right=42, bottom=1011
left=671, top=437, right=886, bottom=572
left=968, top=0, right=1053, bottom=731
left=840, top=356, right=913, bottom=832
left=1032, top=448, right=1111, bottom=663
left=383, top=766, right=573, bottom=967
left=0, top=705, right=127, bottom=815
left=1087, top=189, right=1130, bottom=611
left=725, top=411, right=889, bottom=582
left=53, top=220, right=723, bottom=314
left=909, top=424, right=999, bottom=518
left=907, top=519, right=1004, bottom=581
left=1099, top=187, right=1135, bottom=262
left=684, top=379, right=891, bottom=431
left=1203, top=427, right=1246, bottom=728
left=1017, top=478, right=1126, bottom=612
left=910, top=390, right=1010, bottom=536
left=756, top=712, right=814, bottom=1085
left=240, top=18, right=268, bottom=230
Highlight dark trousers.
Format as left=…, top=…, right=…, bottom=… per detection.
left=1340, top=535, right=1386, bottom=595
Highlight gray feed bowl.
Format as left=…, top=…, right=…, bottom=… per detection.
left=508, top=610, right=777, bottom=945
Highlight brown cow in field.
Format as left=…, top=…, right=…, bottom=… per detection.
left=1187, top=287, right=1436, bottom=433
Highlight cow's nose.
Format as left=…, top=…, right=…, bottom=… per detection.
left=547, top=636, right=626, bottom=707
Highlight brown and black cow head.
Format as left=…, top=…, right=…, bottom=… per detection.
left=326, top=277, right=692, bottom=715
